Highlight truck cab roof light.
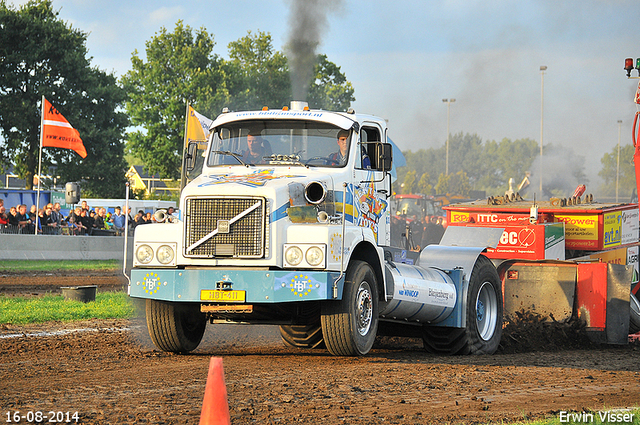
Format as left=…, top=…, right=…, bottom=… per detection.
left=625, top=58, right=634, bottom=77
left=262, top=106, right=269, bottom=111
left=282, top=106, right=289, bottom=111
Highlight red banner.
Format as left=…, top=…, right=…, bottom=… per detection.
left=42, top=98, right=87, bottom=158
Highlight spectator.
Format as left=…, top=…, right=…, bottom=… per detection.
left=51, top=203, right=63, bottom=227
left=0, top=202, right=8, bottom=227
left=36, top=208, right=46, bottom=233
left=111, top=206, right=126, bottom=235
left=43, top=205, right=58, bottom=234
left=8, top=206, right=19, bottom=227
left=28, top=204, right=37, bottom=222
left=71, top=207, right=88, bottom=234
left=93, top=208, right=106, bottom=231
left=145, top=212, right=153, bottom=224
left=16, top=204, right=35, bottom=234
left=65, top=214, right=80, bottom=235
left=85, top=209, right=95, bottom=232
left=134, top=210, right=146, bottom=226
left=127, top=207, right=135, bottom=227
left=68, top=207, right=81, bottom=225
left=81, top=200, right=89, bottom=213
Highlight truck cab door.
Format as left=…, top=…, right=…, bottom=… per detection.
left=353, top=124, right=392, bottom=246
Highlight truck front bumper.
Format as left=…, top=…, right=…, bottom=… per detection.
left=129, top=268, right=344, bottom=303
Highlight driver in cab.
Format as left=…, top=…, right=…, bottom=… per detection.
left=242, top=133, right=271, bottom=164
left=328, top=130, right=349, bottom=165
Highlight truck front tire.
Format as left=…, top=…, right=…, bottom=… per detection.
left=146, top=299, right=206, bottom=353
left=321, top=261, right=379, bottom=356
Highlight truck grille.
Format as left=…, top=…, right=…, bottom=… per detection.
left=184, top=197, right=266, bottom=258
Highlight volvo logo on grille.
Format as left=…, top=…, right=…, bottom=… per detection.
left=217, top=219, right=230, bottom=233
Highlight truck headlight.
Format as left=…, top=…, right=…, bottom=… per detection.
left=156, top=245, right=175, bottom=265
left=136, top=244, right=154, bottom=264
left=285, top=246, right=303, bottom=266
left=305, top=246, right=324, bottom=266
left=283, top=243, right=326, bottom=268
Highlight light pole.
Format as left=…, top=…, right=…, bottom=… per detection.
left=539, top=66, right=547, bottom=193
left=617, top=119, right=622, bottom=203
left=442, top=98, right=456, bottom=175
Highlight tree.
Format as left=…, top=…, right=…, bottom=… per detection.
left=416, top=172, right=432, bottom=195
left=398, top=134, right=546, bottom=198
left=0, top=0, right=128, bottom=194
left=121, top=21, right=228, bottom=180
left=401, top=170, right=416, bottom=194
left=598, top=144, right=636, bottom=199
left=307, top=54, right=355, bottom=111
left=226, top=31, right=290, bottom=110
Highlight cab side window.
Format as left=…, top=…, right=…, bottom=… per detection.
left=358, top=126, right=381, bottom=170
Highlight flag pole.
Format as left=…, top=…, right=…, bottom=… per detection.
left=180, top=100, right=190, bottom=192
left=35, top=95, right=45, bottom=235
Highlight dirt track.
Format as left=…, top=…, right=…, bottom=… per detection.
left=1, top=273, right=639, bottom=424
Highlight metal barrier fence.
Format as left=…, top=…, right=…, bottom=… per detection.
left=0, top=224, right=120, bottom=236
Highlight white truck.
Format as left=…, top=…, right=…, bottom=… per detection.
left=128, top=102, right=504, bottom=356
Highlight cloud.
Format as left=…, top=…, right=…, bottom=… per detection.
left=148, top=6, right=185, bottom=26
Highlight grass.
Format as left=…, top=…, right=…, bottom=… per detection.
left=0, top=259, right=120, bottom=273
left=0, top=292, right=136, bottom=324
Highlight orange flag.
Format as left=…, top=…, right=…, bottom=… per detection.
left=42, top=98, right=87, bottom=158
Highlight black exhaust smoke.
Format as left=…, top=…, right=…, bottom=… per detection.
left=285, top=0, right=344, bottom=101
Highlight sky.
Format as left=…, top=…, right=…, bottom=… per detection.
left=7, top=0, right=640, bottom=190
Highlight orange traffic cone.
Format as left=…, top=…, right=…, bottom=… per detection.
left=199, top=357, right=231, bottom=425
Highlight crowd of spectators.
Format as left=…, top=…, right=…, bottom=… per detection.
left=0, top=198, right=172, bottom=236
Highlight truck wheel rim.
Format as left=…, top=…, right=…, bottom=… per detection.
left=356, top=282, right=373, bottom=336
left=476, top=281, right=498, bottom=341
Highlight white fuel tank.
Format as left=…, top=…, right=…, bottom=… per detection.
left=380, top=263, right=457, bottom=324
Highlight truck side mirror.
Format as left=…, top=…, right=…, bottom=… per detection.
left=185, top=142, right=197, bottom=172
left=377, top=143, right=393, bottom=172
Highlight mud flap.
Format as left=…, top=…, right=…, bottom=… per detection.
left=576, top=263, right=633, bottom=344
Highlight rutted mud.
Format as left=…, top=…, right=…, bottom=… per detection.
left=1, top=273, right=639, bottom=424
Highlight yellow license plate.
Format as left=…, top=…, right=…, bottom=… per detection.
left=200, top=290, right=246, bottom=302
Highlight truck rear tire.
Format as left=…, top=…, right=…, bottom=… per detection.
left=146, top=299, right=206, bottom=353
left=423, top=255, right=502, bottom=355
left=630, top=293, right=640, bottom=334
left=279, top=324, right=325, bottom=349
left=321, top=261, right=379, bottom=356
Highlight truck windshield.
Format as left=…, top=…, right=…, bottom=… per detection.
left=206, top=120, right=350, bottom=167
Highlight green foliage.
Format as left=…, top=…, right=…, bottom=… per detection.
left=226, top=30, right=291, bottom=110
left=307, top=54, right=355, bottom=111
left=0, top=292, right=134, bottom=325
left=598, top=143, right=636, bottom=199
left=401, top=170, right=416, bottom=194
left=0, top=259, right=119, bottom=273
left=399, top=134, right=541, bottom=198
left=121, top=21, right=227, bottom=180
left=434, top=171, right=471, bottom=197
left=0, top=0, right=128, bottom=195
left=416, top=172, right=432, bottom=195
left=129, top=187, right=148, bottom=200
